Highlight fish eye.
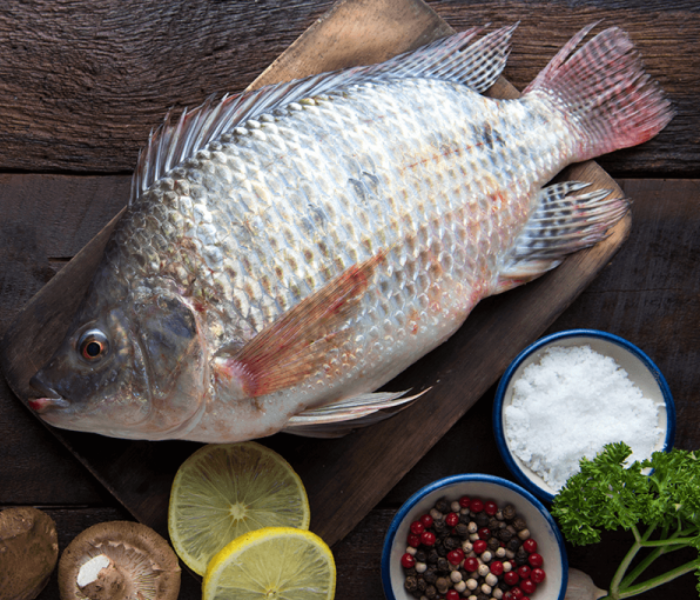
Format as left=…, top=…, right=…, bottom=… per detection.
left=78, top=329, right=109, bottom=362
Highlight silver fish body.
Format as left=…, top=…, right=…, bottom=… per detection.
left=28, top=25, right=671, bottom=441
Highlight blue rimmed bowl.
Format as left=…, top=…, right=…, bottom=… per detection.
left=381, top=474, right=568, bottom=600
left=493, top=328, right=676, bottom=503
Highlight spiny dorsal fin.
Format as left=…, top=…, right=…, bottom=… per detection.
left=130, top=25, right=517, bottom=204
left=493, top=181, right=629, bottom=294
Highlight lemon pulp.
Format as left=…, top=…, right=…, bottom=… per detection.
left=203, top=527, right=336, bottom=600
left=168, top=442, right=310, bottom=575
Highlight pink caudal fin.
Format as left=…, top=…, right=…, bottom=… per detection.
left=524, top=23, right=673, bottom=162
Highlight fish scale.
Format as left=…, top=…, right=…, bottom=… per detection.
left=28, top=25, right=671, bottom=441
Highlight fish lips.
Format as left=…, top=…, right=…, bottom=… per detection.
left=27, top=376, right=71, bottom=414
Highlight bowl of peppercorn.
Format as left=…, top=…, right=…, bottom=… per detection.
left=381, top=473, right=568, bottom=600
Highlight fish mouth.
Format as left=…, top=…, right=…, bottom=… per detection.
left=28, top=377, right=71, bottom=414
left=27, top=396, right=71, bottom=413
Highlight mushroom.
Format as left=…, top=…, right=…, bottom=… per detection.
left=57, top=521, right=180, bottom=600
left=0, top=506, right=59, bottom=600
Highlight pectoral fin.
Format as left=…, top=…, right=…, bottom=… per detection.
left=213, top=253, right=384, bottom=398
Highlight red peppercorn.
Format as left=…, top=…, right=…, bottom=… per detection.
left=447, top=548, right=465, bottom=565
left=420, top=531, right=436, bottom=546
left=503, top=593, right=514, bottom=600
left=484, top=500, right=498, bottom=516
left=464, top=556, right=479, bottom=572
left=473, top=539, right=488, bottom=554
left=504, top=571, right=520, bottom=586
left=511, top=587, right=524, bottom=599
left=407, top=533, right=420, bottom=548
left=410, top=520, right=425, bottom=535
left=523, top=538, right=538, bottom=553
left=459, top=495, right=471, bottom=507
left=445, top=512, right=459, bottom=527
left=520, top=579, right=536, bottom=594
left=478, top=527, right=491, bottom=540
left=470, top=498, right=484, bottom=513
left=531, top=568, right=546, bottom=583
left=446, top=591, right=460, bottom=600
left=401, top=553, right=415, bottom=569
left=420, top=514, right=434, bottom=529
left=517, top=565, right=531, bottom=579
left=528, top=552, right=543, bottom=568
left=490, top=560, right=504, bottom=575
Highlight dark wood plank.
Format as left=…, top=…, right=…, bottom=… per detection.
left=0, top=0, right=694, bottom=175
left=0, top=0, right=631, bottom=549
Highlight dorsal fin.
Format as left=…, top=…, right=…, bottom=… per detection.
left=130, top=25, right=517, bottom=204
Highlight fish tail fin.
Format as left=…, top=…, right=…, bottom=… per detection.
left=524, top=24, right=673, bottom=162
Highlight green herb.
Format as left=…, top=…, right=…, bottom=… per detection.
left=552, top=442, right=700, bottom=599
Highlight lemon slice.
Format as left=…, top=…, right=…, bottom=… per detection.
left=168, top=442, right=310, bottom=575
left=203, top=527, right=336, bottom=600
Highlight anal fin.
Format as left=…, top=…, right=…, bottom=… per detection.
left=283, top=388, right=429, bottom=438
left=494, top=181, right=629, bottom=294
left=213, top=253, right=384, bottom=398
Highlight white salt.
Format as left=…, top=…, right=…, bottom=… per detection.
left=503, top=345, right=664, bottom=491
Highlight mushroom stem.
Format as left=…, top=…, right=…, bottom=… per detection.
left=77, top=555, right=129, bottom=600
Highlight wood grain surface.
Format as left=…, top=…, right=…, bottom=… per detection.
left=0, top=1, right=698, bottom=599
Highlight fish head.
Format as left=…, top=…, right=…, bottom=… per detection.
left=28, top=289, right=208, bottom=440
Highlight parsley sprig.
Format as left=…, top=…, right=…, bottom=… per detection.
left=552, top=442, right=700, bottom=599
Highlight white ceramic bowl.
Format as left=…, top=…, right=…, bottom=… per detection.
left=493, top=329, right=676, bottom=503
left=381, top=474, right=568, bottom=600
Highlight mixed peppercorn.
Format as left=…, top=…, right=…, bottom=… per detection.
left=400, top=496, right=545, bottom=600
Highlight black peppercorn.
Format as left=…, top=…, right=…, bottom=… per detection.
left=404, top=576, right=418, bottom=592
left=444, top=536, right=459, bottom=550
left=498, top=527, right=514, bottom=542
left=475, top=512, right=490, bottom=527
left=512, top=517, right=527, bottom=531
left=425, top=584, right=437, bottom=600
left=436, top=577, right=450, bottom=594
left=488, top=517, right=500, bottom=530
left=488, top=537, right=500, bottom=551
left=435, top=498, right=450, bottom=513
left=415, top=550, right=427, bottom=563
left=417, top=578, right=427, bottom=592
left=427, top=550, right=439, bottom=565
left=424, top=568, right=437, bottom=584
left=437, top=557, right=450, bottom=573
left=433, top=519, right=447, bottom=534
left=507, top=537, right=521, bottom=552
left=503, top=504, right=517, bottom=520
left=435, top=542, right=447, bottom=557
left=454, top=523, right=469, bottom=539
left=477, top=593, right=490, bottom=600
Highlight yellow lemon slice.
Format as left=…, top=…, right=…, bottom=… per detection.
left=168, top=442, right=310, bottom=575
left=203, top=527, right=336, bottom=600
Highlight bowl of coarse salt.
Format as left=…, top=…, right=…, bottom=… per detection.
left=493, top=329, right=675, bottom=503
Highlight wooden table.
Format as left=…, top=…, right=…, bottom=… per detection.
left=1, top=1, right=698, bottom=599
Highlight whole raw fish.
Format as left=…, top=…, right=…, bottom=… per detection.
left=28, top=24, right=671, bottom=441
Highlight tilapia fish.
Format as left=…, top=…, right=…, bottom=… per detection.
left=28, top=24, right=671, bottom=441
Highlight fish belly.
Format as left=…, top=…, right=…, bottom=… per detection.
left=124, top=78, right=570, bottom=442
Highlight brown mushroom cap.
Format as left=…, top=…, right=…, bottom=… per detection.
left=57, top=521, right=181, bottom=600
left=0, top=506, right=59, bottom=600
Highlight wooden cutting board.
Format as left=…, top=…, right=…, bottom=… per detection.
left=0, top=0, right=629, bottom=549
